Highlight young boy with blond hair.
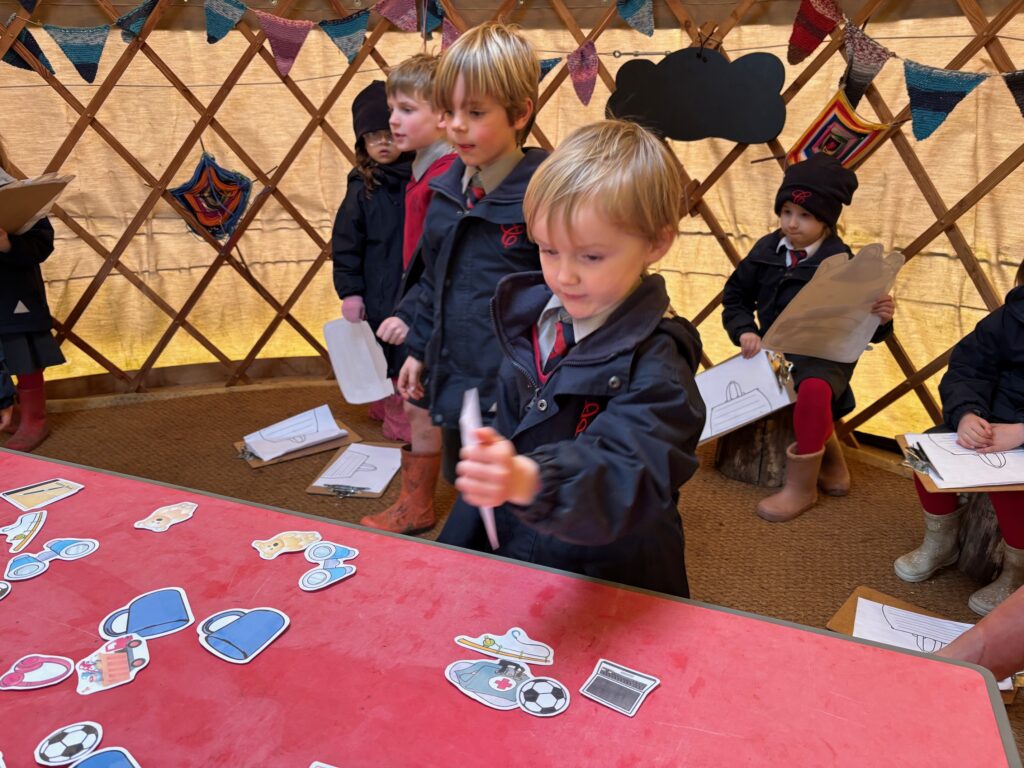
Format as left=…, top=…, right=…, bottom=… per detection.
left=442, top=120, right=706, bottom=598
left=365, top=22, right=547, bottom=534
left=362, top=54, right=454, bottom=531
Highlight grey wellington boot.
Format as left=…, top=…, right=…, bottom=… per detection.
left=969, top=543, right=1024, bottom=616
left=893, top=507, right=964, bottom=583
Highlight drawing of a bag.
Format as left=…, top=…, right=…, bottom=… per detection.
left=328, top=450, right=377, bottom=480
left=710, top=381, right=772, bottom=435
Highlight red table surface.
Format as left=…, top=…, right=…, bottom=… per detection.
left=0, top=450, right=1018, bottom=767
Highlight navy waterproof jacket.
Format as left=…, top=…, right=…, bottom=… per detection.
left=940, top=285, right=1024, bottom=430
left=1, top=218, right=56, bottom=335
left=0, top=343, right=13, bottom=410
left=438, top=272, right=706, bottom=598
left=721, top=229, right=893, bottom=345
left=401, top=149, right=547, bottom=428
left=331, top=160, right=412, bottom=329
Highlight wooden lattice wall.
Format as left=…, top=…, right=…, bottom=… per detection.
left=1, top=0, right=1023, bottom=442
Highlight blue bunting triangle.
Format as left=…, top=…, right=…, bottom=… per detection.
left=616, top=0, right=653, bottom=37
left=116, top=0, right=159, bottom=43
left=1003, top=71, right=1024, bottom=121
left=204, top=0, right=247, bottom=44
left=2, top=14, right=54, bottom=74
left=424, top=0, right=443, bottom=37
left=903, top=60, right=987, bottom=141
left=319, top=10, right=369, bottom=64
left=43, top=24, right=109, bottom=83
left=539, top=57, right=561, bottom=81
left=16, top=0, right=37, bottom=13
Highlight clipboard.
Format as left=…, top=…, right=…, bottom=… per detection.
left=896, top=434, right=1024, bottom=494
left=306, top=442, right=401, bottom=499
left=0, top=176, right=73, bottom=233
left=829, top=586, right=1019, bottom=704
left=234, top=420, right=362, bottom=468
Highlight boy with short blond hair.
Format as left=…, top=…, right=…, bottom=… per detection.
left=363, top=22, right=548, bottom=538
left=442, top=120, right=706, bottom=598
left=361, top=54, right=455, bottom=533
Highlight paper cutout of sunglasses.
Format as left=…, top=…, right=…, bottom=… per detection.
left=4, top=538, right=99, bottom=581
left=455, top=627, right=554, bottom=665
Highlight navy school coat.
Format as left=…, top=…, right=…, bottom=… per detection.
left=438, top=272, right=707, bottom=598
left=400, top=149, right=547, bottom=429
left=0, top=218, right=56, bottom=335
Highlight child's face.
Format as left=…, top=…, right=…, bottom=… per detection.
left=363, top=130, right=398, bottom=164
left=387, top=91, right=444, bottom=152
left=779, top=201, right=827, bottom=249
left=443, top=75, right=530, bottom=169
left=534, top=202, right=671, bottom=322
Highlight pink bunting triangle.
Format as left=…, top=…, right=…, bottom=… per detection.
left=568, top=41, right=598, bottom=106
left=252, top=10, right=314, bottom=77
left=375, top=0, right=417, bottom=33
left=441, top=18, right=460, bottom=50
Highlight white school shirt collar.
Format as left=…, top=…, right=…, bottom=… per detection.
left=776, top=233, right=826, bottom=258
left=534, top=293, right=627, bottom=362
left=411, top=140, right=452, bottom=182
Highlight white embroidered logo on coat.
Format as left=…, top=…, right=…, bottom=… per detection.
left=13, top=301, right=30, bottom=314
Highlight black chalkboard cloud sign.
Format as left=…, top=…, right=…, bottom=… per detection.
left=606, top=47, right=787, bottom=144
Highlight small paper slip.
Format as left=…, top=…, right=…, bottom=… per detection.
left=324, top=318, right=394, bottom=404
left=696, top=351, right=796, bottom=444
left=1, top=478, right=84, bottom=511
left=852, top=597, right=1013, bottom=690
left=0, top=173, right=75, bottom=234
left=460, top=389, right=499, bottom=550
left=311, top=444, right=402, bottom=497
left=243, top=405, right=346, bottom=462
left=903, top=433, right=1024, bottom=490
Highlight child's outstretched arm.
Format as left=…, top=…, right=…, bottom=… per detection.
left=0, top=219, right=55, bottom=264
left=456, top=427, right=539, bottom=508
left=870, top=293, right=896, bottom=343
left=331, top=184, right=368, bottom=321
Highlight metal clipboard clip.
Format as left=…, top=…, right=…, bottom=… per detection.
left=324, top=484, right=369, bottom=498
left=238, top=445, right=258, bottom=461
left=901, top=441, right=945, bottom=481
left=766, top=350, right=794, bottom=392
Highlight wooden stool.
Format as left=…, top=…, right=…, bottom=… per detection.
left=957, top=492, right=1004, bottom=583
left=714, top=407, right=795, bottom=488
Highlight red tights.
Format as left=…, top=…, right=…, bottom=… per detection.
left=914, top=475, right=1024, bottom=548
left=793, top=378, right=834, bottom=455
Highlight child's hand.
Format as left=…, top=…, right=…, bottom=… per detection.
left=0, top=406, right=11, bottom=432
left=978, top=423, right=1024, bottom=454
left=341, top=296, right=366, bottom=323
left=0, top=229, right=10, bottom=253
left=958, top=412, right=994, bottom=450
left=455, top=427, right=540, bottom=507
left=397, top=356, right=424, bottom=400
left=871, top=294, right=896, bottom=324
left=739, top=332, right=762, bottom=359
left=376, top=316, right=409, bottom=345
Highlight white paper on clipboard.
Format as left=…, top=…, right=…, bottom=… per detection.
left=460, top=389, right=499, bottom=550
left=324, top=318, right=395, bottom=404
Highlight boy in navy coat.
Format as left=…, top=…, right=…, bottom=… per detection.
left=441, top=120, right=706, bottom=598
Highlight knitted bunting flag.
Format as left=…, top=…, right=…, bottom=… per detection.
left=43, top=24, right=109, bottom=83
left=441, top=18, right=460, bottom=51
left=253, top=10, right=314, bottom=77
left=787, top=90, right=888, bottom=168
left=16, top=0, right=37, bottom=13
left=424, top=0, right=443, bottom=37
left=375, top=0, right=418, bottom=33
left=1, top=15, right=54, bottom=74
left=320, top=11, right=369, bottom=64
left=787, top=0, right=842, bottom=65
left=616, top=0, right=653, bottom=37
left=568, top=41, right=598, bottom=106
left=204, top=0, right=247, bottom=44
left=116, top=0, right=159, bottom=43
left=841, top=22, right=893, bottom=107
left=539, top=57, right=561, bottom=81
left=1003, top=71, right=1024, bottom=120
left=903, top=60, right=986, bottom=141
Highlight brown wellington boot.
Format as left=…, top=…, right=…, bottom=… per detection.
left=818, top=433, right=851, bottom=496
left=969, top=544, right=1024, bottom=617
left=756, top=443, right=824, bottom=523
left=360, top=447, right=440, bottom=534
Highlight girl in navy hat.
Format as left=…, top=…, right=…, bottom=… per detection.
left=721, top=153, right=896, bottom=522
left=331, top=80, right=413, bottom=438
left=0, top=138, right=66, bottom=452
